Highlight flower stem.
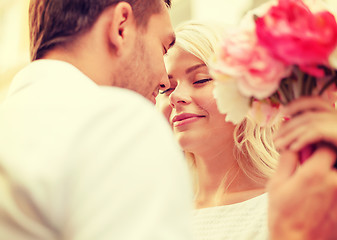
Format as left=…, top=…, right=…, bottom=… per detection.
left=318, top=75, right=337, bottom=96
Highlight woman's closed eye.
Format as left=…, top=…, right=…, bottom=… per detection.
left=193, top=78, right=213, bottom=85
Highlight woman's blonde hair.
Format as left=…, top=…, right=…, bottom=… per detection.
left=174, top=20, right=279, bottom=185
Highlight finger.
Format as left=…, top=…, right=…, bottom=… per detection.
left=275, top=125, right=310, bottom=150
left=290, top=134, right=323, bottom=152
left=276, top=113, right=337, bottom=151
left=282, top=97, right=333, bottom=117
left=290, top=130, right=332, bottom=152
left=275, top=111, right=333, bottom=142
left=283, top=97, right=333, bottom=117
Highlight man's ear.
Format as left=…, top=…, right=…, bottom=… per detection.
left=107, top=2, right=136, bottom=57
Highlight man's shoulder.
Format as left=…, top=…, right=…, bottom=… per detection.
left=2, top=59, right=170, bottom=142
left=6, top=60, right=157, bottom=117
left=0, top=61, right=175, bottom=172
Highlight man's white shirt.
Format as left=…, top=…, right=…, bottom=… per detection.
left=0, top=60, right=193, bottom=240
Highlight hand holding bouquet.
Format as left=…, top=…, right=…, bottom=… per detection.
left=211, top=0, right=337, bottom=164
left=274, top=97, right=337, bottom=164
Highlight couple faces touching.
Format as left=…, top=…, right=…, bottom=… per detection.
left=157, top=46, right=235, bottom=154
left=126, top=3, right=233, bottom=153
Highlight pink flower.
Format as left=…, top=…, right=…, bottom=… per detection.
left=212, top=30, right=290, bottom=99
left=256, top=0, right=337, bottom=77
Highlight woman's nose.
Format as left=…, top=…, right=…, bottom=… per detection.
left=169, top=84, right=191, bottom=108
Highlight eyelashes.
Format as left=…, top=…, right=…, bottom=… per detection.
left=193, top=78, right=213, bottom=84
left=159, top=78, right=213, bottom=94
left=159, top=88, right=174, bottom=94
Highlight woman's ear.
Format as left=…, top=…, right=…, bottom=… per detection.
left=106, top=2, right=136, bottom=56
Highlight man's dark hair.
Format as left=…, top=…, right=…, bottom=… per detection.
left=29, top=0, right=171, bottom=61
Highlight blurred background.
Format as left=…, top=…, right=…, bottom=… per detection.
left=1, top=0, right=337, bottom=102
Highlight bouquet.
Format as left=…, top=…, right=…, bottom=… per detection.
left=211, top=0, right=337, bottom=164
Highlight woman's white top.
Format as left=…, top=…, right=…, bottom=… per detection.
left=192, top=193, right=268, bottom=240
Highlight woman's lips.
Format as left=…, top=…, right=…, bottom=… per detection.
left=172, top=113, right=205, bottom=127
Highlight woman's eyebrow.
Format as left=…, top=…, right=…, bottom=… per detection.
left=185, top=63, right=207, bottom=74
left=167, top=63, right=207, bottom=79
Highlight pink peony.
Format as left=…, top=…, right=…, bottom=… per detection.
left=256, top=0, right=337, bottom=77
left=213, top=30, right=290, bottom=99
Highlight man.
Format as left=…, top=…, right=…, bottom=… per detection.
left=0, top=1, right=192, bottom=239
left=269, top=96, right=337, bottom=240
left=269, top=148, right=337, bottom=240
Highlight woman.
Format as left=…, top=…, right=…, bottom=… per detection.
left=156, top=21, right=279, bottom=239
